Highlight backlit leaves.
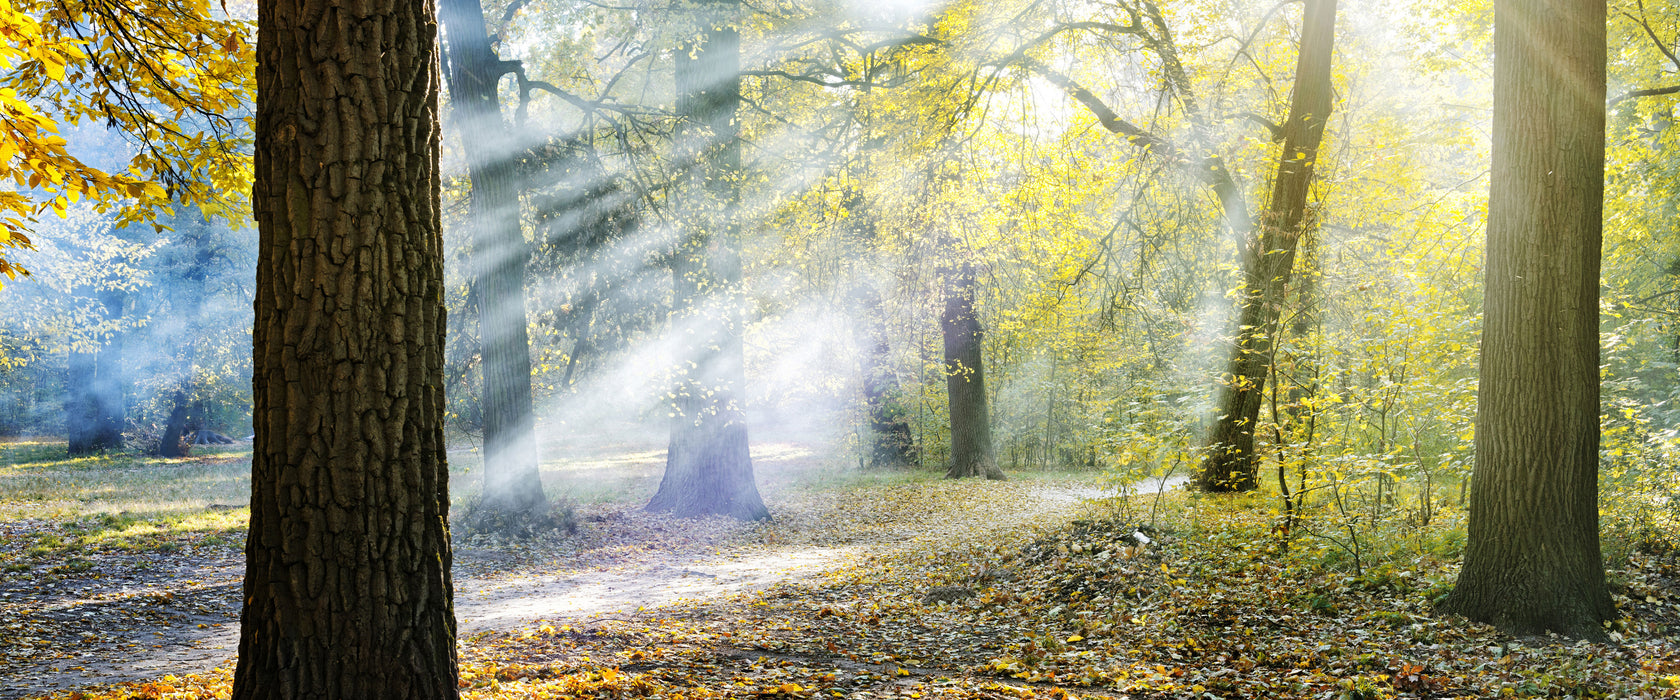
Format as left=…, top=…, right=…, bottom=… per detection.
left=0, top=0, right=253, bottom=285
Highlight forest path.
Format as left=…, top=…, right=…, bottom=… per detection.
left=451, top=470, right=1158, bottom=635
left=0, top=451, right=1144, bottom=699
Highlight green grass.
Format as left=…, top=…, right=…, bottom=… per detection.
left=0, top=440, right=253, bottom=520
left=0, top=440, right=254, bottom=568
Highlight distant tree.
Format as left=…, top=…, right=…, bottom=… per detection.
left=995, top=0, right=1338, bottom=490
left=1436, top=0, right=1613, bottom=638
left=66, top=285, right=124, bottom=455
left=156, top=390, right=191, bottom=458
left=1196, top=0, right=1339, bottom=491
left=55, top=218, right=150, bottom=457
left=647, top=0, right=770, bottom=520
left=232, top=0, right=459, bottom=695
left=940, top=255, right=1004, bottom=480
left=155, top=217, right=222, bottom=457
left=849, top=284, right=917, bottom=469
left=439, top=0, right=550, bottom=527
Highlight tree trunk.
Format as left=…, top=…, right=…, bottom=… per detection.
left=1436, top=0, right=1612, bottom=639
left=65, top=333, right=95, bottom=456
left=941, top=260, right=1004, bottom=480
left=439, top=0, right=548, bottom=522
left=648, top=0, right=769, bottom=520
left=68, top=286, right=125, bottom=456
left=850, top=285, right=916, bottom=469
left=91, top=288, right=125, bottom=449
left=158, top=390, right=191, bottom=458
left=233, top=0, right=459, bottom=695
left=1197, top=0, right=1338, bottom=492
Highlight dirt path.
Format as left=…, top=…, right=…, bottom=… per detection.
left=0, top=476, right=1123, bottom=699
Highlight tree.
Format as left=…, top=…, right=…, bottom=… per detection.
left=155, top=217, right=222, bottom=458
left=996, top=1, right=1331, bottom=489
left=0, top=0, right=253, bottom=281
left=1196, top=0, right=1339, bottom=491
left=850, top=284, right=917, bottom=469
left=1436, top=0, right=1613, bottom=638
left=647, top=0, right=770, bottom=521
left=232, top=0, right=459, bottom=695
left=439, top=0, right=550, bottom=526
left=941, top=256, right=1004, bottom=480
left=66, top=285, right=124, bottom=455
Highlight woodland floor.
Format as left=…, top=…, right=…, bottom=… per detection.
left=2, top=434, right=1680, bottom=699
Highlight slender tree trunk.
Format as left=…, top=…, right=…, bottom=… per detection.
left=559, top=291, right=596, bottom=390
left=233, top=0, right=459, bottom=695
left=648, top=0, right=769, bottom=520
left=941, top=260, right=1004, bottom=480
left=1436, top=0, right=1612, bottom=639
left=439, top=0, right=547, bottom=521
left=1197, top=0, right=1338, bottom=492
left=850, top=285, right=917, bottom=469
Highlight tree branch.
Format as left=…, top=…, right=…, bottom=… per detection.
left=1609, top=84, right=1680, bottom=107
left=1012, top=57, right=1170, bottom=152
left=740, top=69, right=904, bottom=89
left=1231, top=111, right=1285, bottom=141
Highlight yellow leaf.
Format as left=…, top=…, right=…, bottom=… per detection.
left=1066, top=635, right=1083, bottom=642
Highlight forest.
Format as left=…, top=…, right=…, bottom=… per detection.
left=1, top=0, right=1679, bottom=697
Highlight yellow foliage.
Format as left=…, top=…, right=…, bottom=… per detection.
left=0, top=0, right=254, bottom=284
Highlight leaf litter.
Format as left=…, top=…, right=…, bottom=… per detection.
left=10, top=476, right=1680, bottom=699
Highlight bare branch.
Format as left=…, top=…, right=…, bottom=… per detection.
left=1609, top=84, right=1680, bottom=107
left=740, top=69, right=903, bottom=89
left=1231, top=111, right=1285, bottom=141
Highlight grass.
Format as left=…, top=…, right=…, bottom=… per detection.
left=0, top=440, right=254, bottom=571
left=2, top=430, right=961, bottom=553
left=0, top=440, right=253, bottom=521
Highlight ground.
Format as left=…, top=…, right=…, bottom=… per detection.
left=2, top=430, right=1679, bottom=699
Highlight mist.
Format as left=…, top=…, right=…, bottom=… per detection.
left=0, top=0, right=1554, bottom=512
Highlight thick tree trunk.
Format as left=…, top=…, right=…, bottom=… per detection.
left=1436, top=0, right=1612, bottom=639
left=233, top=0, right=459, bottom=696
left=941, top=261, right=1004, bottom=480
left=1197, top=0, right=1337, bottom=492
left=850, top=286, right=917, bottom=469
left=439, top=0, right=548, bottom=521
left=648, top=0, right=769, bottom=520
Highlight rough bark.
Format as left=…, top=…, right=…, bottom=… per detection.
left=850, top=285, right=917, bottom=469
left=1197, top=0, right=1337, bottom=492
left=232, top=0, right=459, bottom=696
left=648, top=0, right=769, bottom=520
left=1436, top=0, right=1612, bottom=639
left=941, top=260, right=1004, bottom=481
left=439, top=0, right=547, bottom=521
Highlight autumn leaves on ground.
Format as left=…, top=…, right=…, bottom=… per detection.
left=1, top=439, right=1677, bottom=700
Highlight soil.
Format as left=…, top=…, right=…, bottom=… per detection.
left=0, top=468, right=1124, bottom=699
